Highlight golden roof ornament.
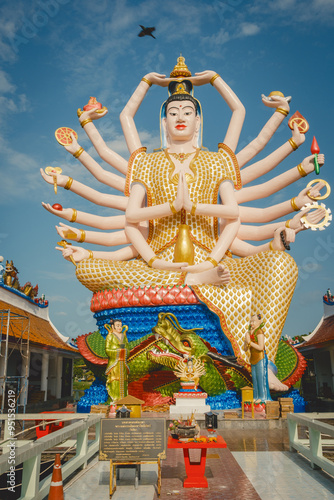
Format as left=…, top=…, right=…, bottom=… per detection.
left=170, top=55, right=192, bottom=78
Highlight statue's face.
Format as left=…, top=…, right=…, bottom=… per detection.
left=164, top=100, right=200, bottom=143
left=250, top=315, right=261, bottom=329
left=113, top=321, right=122, bottom=333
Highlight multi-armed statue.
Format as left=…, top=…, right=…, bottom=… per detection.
left=41, top=56, right=329, bottom=403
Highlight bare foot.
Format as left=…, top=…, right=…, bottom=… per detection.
left=268, top=370, right=289, bottom=392
left=185, top=264, right=230, bottom=286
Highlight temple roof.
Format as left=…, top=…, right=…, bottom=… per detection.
left=299, top=315, right=334, bottom=351
left=0, top=287, right=77, bottom=353
left=299, top=292, right=334, bottom=351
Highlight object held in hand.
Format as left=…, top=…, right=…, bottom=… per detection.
left=288, top=111, right=309, bottom=134
left=301, top=203, right=332, bottom=231
left=57, top=240, right=77, bottom=267
left=280, top=231, right=290, bottom=251
left=45, top=166, right=62, bottom=194
left=55, top=127, right=78, bottom=146
left=310, top=136, right=320, bottom=175
left=306, top=179, right=331, bottom=200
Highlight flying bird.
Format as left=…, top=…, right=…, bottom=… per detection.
left=138, top=25, right=156, bottom=39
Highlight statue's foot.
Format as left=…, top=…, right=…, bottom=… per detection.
left=268, top=369, right=289, bottom=392
left=185, top=265, right=230, bottom=286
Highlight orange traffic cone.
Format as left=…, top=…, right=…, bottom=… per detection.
left=48, top=453, right=64, bottom=500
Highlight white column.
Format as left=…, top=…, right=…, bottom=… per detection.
left=56, top=356, right=63, bottom=399
left=40, top=352, right=49, bottom=401
left=19, top=348, right=30, bottom=406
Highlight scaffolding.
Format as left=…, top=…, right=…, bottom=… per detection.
left=0, top=309, right=30, bottom=415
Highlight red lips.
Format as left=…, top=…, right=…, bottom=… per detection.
left=175, top=124, right=186, bottom=130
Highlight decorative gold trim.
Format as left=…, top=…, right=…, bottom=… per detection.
left=275, top=107, right=289, bottom=116
left=285, top=219, right=291, bottom=228
left=306, top=179, right=331, bottom=200
left=148, top=256, right=158, bottom=267
left=87, top=250, right=93, bottom=259
left=141, top=77, right=152, bottom=87
left=217, top=143, right=242, bottom=190
left=73, top=147, right=84, bottom=158
left=192, top=285, right=244, bottom=362
left=297, top=163, right=307, bottom=177
left=206, top=257, right=218, bottom=267
left=164, top=148, right=199, bottom=186
left=190, top=203, right=197, bottom=216
left=81, top=118, right=92, bottom=128
left=269, top=240, right=274, bottom=251
left=64, top=177, right=73, bottom=190
left=124, top=147, right=147, bottom=197
left=70, top=209, right=77, bottom=223
left=169, top=201, right=177, bottom=214
left=291, top=197, right=300, bottom=211
left=210, top=74, right=220, bottom=86
left=289, top=138, right=298, bottom=151
left=78, top=230, right=86, bottom=243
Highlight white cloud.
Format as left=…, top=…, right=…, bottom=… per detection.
left=238, top=23, right=260, bottom=37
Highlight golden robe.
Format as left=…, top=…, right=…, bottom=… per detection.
left=76, top=146, right=298, bottom=364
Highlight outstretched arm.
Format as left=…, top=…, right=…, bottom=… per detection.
left=57, top=244, right=138, bottom=263
left=237, top=206, right=326, bottom=242
left=56, top=221, right=148, bottom=246
left=64, top=133, right=125, bottom=192
left=239, top=181, right=325, bottom=223
left=41, top=203, right=126, bottom=229
left=231, top=226, right=296, bottom=256
left=40, top=169, right=127, bottom=210
left=77, top=107, right=128, bottom=175
left=237, top=154, right=324, bottom=204
left=191, top=71, right=245, bottom=152
left=236, top=95, right=292, bottom=168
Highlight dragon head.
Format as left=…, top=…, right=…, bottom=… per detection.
left=147, top=312, right=208, bottom=369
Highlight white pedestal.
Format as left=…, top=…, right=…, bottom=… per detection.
left=169, top=392, right=211, bottom=418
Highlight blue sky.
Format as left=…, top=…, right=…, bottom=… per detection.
left=0, top=0, right=333, bottom=341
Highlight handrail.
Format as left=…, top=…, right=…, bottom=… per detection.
left=288, top=412, right=334, bottom=476
left=0, top=413, right=103, bottom=500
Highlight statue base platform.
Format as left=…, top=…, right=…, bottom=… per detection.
left=169, top=392, right=211, bottom=418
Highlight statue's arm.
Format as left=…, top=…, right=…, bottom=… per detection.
left=41, top=203, right=125, bottom=229
left=120, top=72, right=169, bottom=155
left=230, top=227, right=296, bottom=256
left=126, top=181, right=182, bottom=223
left=40, top=169, right=127, bottom=210
left=237, top=154, right=324, bottom=203
left=56, top=222, right=148, bottom=246
left=64, top=133, right=126, bottom=191
left=191, top=71, right=245, bottom=152
left=239, top=180, right=325, bottom=223
left=56, top=244, right=138, bottom=263
left=209, top=74, right=245, bottom=152
left=187, top=179, right=239, bottom=220
left=236, top=96, right=292, bottom=168
left=238, top=207, right=325, bottom=240
left=77, top=108, right=128, bottom=175
left=184, top=181, right=240, bottom=273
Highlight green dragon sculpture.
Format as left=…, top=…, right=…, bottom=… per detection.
left=77, top=312, right=306, bottom=405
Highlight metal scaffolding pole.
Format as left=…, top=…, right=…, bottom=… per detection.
left=0, top=309, right=30, bottom=415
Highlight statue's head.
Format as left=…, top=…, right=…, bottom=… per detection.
left=162, top=81, right=201, bottom=147
left=250, top=313, right=262, bottom=329
left=110, top=318, right=122, bottom=333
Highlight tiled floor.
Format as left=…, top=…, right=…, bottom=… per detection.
left=64, top=428, right=334, bottom=500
